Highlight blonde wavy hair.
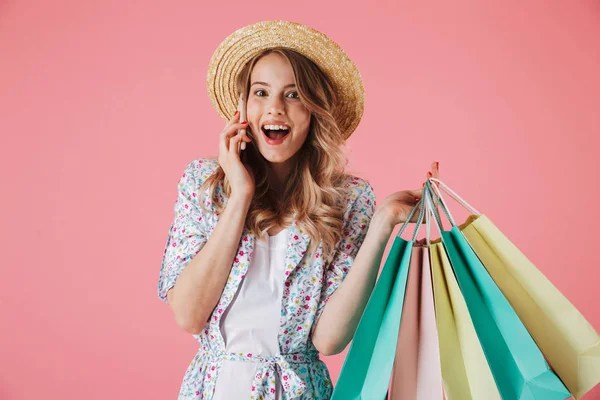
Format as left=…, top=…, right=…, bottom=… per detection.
left=200, top=48, right=353, bottom=258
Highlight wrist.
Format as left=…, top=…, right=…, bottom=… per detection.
left=229, top=191, right=253, bottom=208
left=369, top=210, right=395, bottom=238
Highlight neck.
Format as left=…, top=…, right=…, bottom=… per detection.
left=266, top=155, right=296, bottom=196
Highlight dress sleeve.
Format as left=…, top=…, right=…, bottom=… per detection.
left=313, top=179, right=377, bottom=324
left=157, top=159, right=210, bottom=304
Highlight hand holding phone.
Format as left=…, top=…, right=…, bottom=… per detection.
left=217, top=101, right=254, bottom=198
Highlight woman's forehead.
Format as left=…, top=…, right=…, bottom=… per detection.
left=250, top=53, right=295, bottom=86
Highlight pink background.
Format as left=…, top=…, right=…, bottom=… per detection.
left=1, top=0, right=599, bottom=398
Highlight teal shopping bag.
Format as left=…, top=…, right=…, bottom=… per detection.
left=423, top=181, right=571, bottom=400
left=331, top=197, right=428, bottom=400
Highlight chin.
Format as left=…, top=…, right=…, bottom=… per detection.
left=255, top=146, right=286, bottom=163
left=262, top=153, right=291, bottom=164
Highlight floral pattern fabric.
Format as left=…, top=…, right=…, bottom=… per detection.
left=158, top=157, right=376, bottom=399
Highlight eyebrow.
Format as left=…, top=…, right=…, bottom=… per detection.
left=250, top=81, right=296, bottom=89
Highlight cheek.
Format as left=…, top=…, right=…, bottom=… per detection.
left=298, top=116, right=311, bottom=139
left=246, top=102, right=262, bottom=135
left=246, top=101, right=260, bottom=120
left=290, top=108, right=311, bottom=131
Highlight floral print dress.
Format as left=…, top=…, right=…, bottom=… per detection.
left=157, top=158, right=376, bottom=400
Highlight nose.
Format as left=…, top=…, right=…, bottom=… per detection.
left=266, top=95, right=286, bottom=116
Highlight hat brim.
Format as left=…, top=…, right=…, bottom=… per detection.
left=206, top=20, right=364, bottom=139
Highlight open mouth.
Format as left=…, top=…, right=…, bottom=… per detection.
left=261, top=125, right=290, bottom=140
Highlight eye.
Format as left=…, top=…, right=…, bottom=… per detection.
left=254, top=89, right=266, bottom=97
left=286, top=91, right=300, bottom=99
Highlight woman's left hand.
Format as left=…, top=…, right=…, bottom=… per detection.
left=374, top=161, right=440, bottom=230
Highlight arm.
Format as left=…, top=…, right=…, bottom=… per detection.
left=157, top=160, right=252, bottom=335
left=311, top=163, right=439, bottom=355
left=167, top=194, right=251, bottom=334
left=311, top=212, right=393, bottom=356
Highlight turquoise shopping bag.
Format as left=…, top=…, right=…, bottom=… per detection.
left=331, top=196, right=428, bottom=400
left=423, top=181, right=571, bottom=400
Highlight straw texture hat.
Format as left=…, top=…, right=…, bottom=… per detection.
left=206, top=20, right=365, bottom=139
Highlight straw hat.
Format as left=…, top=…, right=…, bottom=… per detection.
left=206, top=20, right=365, bottom=139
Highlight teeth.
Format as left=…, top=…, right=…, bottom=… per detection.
left=264, top=124, right=289, bottom=131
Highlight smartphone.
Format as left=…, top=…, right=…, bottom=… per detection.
left=237, top=94, right=248, bottom=151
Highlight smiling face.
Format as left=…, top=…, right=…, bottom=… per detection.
left=246, top=52, right=311, bottom=169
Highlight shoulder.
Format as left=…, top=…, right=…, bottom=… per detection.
left=181, top=157, right=220, bottom=186
left=339, top=173, right=377, bottom=210
left=178, top=157, right=224, bottom=214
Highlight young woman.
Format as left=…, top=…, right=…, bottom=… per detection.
left=158, top=20, right=439, bottom=400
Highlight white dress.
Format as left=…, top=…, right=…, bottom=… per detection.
left=212, top=229, right=289, bottom=400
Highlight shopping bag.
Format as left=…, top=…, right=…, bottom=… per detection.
left=428, top=177, right=600, bottom=399
left=330, top=223, right=414, bottom=399
left=426, top=195, right=501, bottom=400
left=332, top=196, right=429, bottom=399
left=423, top=181, right=571, bottom=400
left=388, top=243, right=443, bottom=399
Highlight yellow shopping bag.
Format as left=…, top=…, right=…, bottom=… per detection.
left=429, top=177, right=600, bottom=399
left=460, top=214, right=600, bottom=399
left=430, top=240, right=501, bottom=400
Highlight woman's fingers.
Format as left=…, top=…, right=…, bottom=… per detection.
left=229, top=128, right=252, bottom=155
left=223, top=110, right=240, bottom=137
left=220, top=111, right=240, bottom=141
left=424, top=161, right=440, bottom=184
left=432, top=160, right=440, bottom=178
left=407, top=189, right=422, bottom=201
left=228, top=110, right=240, bottom=127
left=425, top=160, right=440, bottom=184
left=220, top=121, right=248, bottom=153
left=229, top=132, right=246, bottom=156
left=238, top=131, right=251, bottom=151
